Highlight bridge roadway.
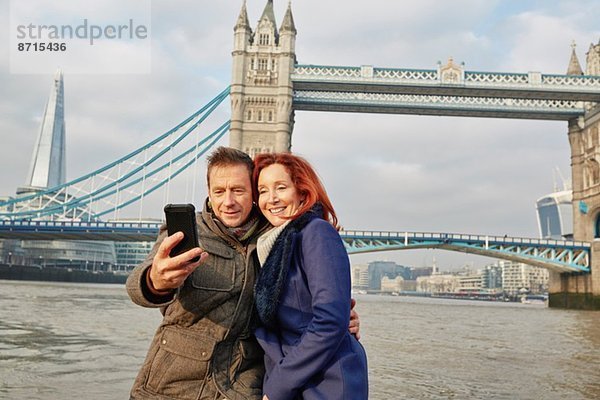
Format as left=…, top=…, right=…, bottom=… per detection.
left=0, top=220, right=162, bottom=242
left=291, top=64, right=600, bottom=120
left=0, top=220, right=590, bottom=273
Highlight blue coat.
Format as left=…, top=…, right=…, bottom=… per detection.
left=254, top=209, right=368, bottom=400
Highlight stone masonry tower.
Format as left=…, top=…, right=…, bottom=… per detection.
left=230, top=0, right=297, bottom=157
left=552, top=41, right=600, bottom=309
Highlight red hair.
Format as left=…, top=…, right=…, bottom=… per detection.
left=253, top=153, right=339, bottom=230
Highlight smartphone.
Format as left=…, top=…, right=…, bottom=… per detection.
left=164, top=203, right=200, bottom=261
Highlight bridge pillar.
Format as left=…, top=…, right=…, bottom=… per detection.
left=551, top=105, right=600, bottom=309
left=230, top=1, right=296, bottom=157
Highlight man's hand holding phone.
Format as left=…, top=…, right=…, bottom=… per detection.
left=148, top=232, right=208, bottom=293
left=147, top=203, right=208, bottom=294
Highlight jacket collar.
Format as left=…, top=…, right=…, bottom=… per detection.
left=201, top=198, right=268, bottom=253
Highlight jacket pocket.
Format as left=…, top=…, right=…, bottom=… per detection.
left=145, top=326, right=216, bottom=399
left=191, top=237, right=236, bottom=291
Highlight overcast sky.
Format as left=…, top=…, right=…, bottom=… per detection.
left=1, top=0, right=599, bottom=270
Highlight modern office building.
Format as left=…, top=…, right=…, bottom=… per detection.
left=367, top=261, right=410, bottom=291
left=408, top=266, right=434, bottom=280
left=114, top=241, right=154, bottom=272
left=536, top=188, right=573, bottom=240
left=481, top=264, right=503, bottom=290
left=20, top=240, right=116, bottom=270
left=351, top=263, right=370, bottom=291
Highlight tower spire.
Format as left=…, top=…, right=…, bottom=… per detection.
left=235, top=0, right=251, bottom=32
left=24, top=69, right=66, bottom=190
left=280, top=1, right=296, bottom=33
left=567, top=41, right=584, bottom=75
left=259, top=0, right=277, bottom=25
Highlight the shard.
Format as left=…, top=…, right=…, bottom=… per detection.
left=24, top=70, right=66, bottom=190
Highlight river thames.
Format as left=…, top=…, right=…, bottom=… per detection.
left=0, top=280, right=599, bottom=399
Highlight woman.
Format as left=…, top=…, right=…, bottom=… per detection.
left=252, top=153, right=368, bottom=400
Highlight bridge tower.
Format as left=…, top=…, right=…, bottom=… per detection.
left=553, top=41, right=600, bottom=309
left=230, top=0, right=297, bottom=157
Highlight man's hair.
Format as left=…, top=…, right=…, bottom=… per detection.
left=206, top=146, right=254, bottom=186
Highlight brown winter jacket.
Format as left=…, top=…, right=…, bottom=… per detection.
left=126, top=201, right=265, bottom=400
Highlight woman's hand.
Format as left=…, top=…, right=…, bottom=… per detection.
left=349, top=298, right=361, bottom=340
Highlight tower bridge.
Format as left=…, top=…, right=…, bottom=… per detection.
left=1, top=0, right=600, bottom=308
left=229, top=0, right=600, bottom=309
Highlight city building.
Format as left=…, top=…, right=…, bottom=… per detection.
left=22, top=70, right=66, bottom=191
left=457, top=274, right=483, bottom=292
left=114, top=241, right=154, bottom=272
left=408, top=266, right=433, bottom=280
left=499, top=260, right=549, bottom=295
left=381, top=276, right=404, bottom=293
left=20, top=240, right=116, bottom=270
left=351, top=263, right=369, bottom=291
left=536, top=188, right=573, bottom=240
left=351, top=260, right=413, bottom=292
left=481, top=264, right=503, bottom=290
left=416, top=274, right=459, bottom=294
left=367, top=260, right=409, bottom=291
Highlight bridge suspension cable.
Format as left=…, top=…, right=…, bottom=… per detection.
left=0, top=87, right=231, bottom=221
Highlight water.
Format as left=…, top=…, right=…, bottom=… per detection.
left=0, top=281, right=599, bottom=400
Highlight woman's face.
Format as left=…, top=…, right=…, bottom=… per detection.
left=257, top=163, right=304, bottom=227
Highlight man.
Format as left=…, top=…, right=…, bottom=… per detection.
left=127, top=147, right=359, bottom=400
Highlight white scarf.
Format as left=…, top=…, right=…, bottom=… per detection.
left=257, top=220, right=291, bottom=266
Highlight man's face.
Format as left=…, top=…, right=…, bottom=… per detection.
left=208, top=164, right=253, bottom=228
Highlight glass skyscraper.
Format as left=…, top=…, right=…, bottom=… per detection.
left=536, top=189, right=573, bottom=240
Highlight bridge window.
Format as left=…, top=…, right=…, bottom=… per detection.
left=259, top=33, right=269, bottom=46
left=258, top=59, right=268, bottom=71
left=593, top=160, right=600, bottom=185
left=247, top=110, right=252, bottom=121
left=272, top=59, right=276, bottom=71
left=595, top=214, right=600, bottom=238
left=268, top=111, right=273, bottom=122
left=257, top=110, right=263, bottom=122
